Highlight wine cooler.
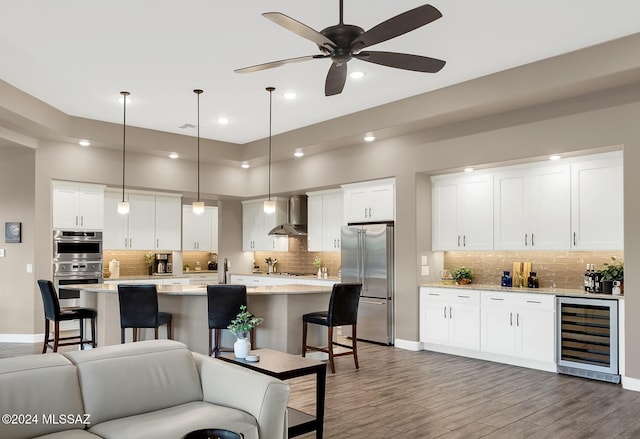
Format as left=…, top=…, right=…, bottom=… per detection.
left=557, top=297, right=620, bottom=383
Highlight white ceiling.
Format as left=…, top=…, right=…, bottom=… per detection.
left=1, top=0, right=639, bottom=145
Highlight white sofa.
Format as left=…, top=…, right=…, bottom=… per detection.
left=0, top=340, right=290, bottom=439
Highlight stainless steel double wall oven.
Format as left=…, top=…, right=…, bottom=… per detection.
left=52, top=230, right=103, bottom=306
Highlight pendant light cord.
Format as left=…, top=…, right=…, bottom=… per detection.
left=120, top=91, right=129, bottom=203
left=267, top=86, right=275, bottom=201
left=195, top=90, right=202, bottom=202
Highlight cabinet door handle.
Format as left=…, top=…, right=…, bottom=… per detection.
left=490, top=297, right=504, bottom=301
left=124, top=238, right=128, bottom=248
left=457, top=235, right=461, bottom=247
left=525, top=233, right=528, bottom=246
left=517, top=313, right=520, bottom=327
left=449, top=306, right=452, bottom=319
left=510, top=312, right=513, bottom=326
left=129, top=238, right=132, bottom=247
left=443, top=306, right=447, bottom=319
left=531, top=233, right=535, bottom=247
left=75, top=216, right=79, bottom=226
left=368, top=207, right=372, bottom=218
left=80, top=216, right=84, bottom=226
left=463, top=235, right=467, bottom=247
left=337, top=239, right=340, bottom=248
left=428, top=293, right=440, bottom=296
left=573, top=232, right=577, bottom=246
left=364, top=207, right=368, bottom=218
left=526, top=300, right=542, bottom=304
left=156, top=238, right=159, bottom=248
left=457, top=295, right=470, bottom=299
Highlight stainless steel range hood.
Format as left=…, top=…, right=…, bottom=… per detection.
left=268, top=195, right=307, bottom=236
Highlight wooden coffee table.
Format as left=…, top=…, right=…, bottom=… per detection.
left=219, top=349, right=326, bottom=439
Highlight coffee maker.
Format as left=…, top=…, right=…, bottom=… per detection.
left=154, top=253, right=171, bottom=274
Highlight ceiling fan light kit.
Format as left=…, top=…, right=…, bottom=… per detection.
left=235, top=1, right=446, bottom=96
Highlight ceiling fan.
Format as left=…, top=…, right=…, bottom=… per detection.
left=235, top=1, right=446, bottom=96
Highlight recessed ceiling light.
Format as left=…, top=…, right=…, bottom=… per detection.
left=217, top=117, right=229, bottom=125
left=364, top=135, right=375, bottom=142
left=350, top=71, right=365, bottom=79
left=118, top=95, right=131, bottom=105
left=464, top=167, right=474, bottom=172
left=169, top=152, right=179, bottom=159
left=549, top=155, right=562, bottom=161
left=294, top=149, right=304, bottom=158
left=78, top=139, right=90, bottom=147
left=284, top=92, right=297, bottom=100
left=241, top=162, right=250, bottom=169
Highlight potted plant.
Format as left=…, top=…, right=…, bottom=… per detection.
left=600, top=257, right=624, bottom=294
left=313, top=256, right=323, bottom=278
left=227, top=305, right=264, bottom=358
left=451, top=267, right=473, bottom=285
left=144, top=252, right=155, bottom=275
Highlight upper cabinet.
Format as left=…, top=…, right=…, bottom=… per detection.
left=307, top=189, right=344, bottom=252
left=242, top=198, right=288, bottom=252
left=52, top=181, right=105, bottom=230
left=494, top=164, right=571, bottom=250
left=432, top=173, right=493, bottom=251
left=182, top=205, right=218, bottom=252
left=571, top=152, right=623, bottom=250
left=342, top=178, right=395, bottom=223
left=103, top=189, right=182, bottom=251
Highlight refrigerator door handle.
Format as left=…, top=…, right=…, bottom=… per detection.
left=360, top=299, right=387, bottom=306
left=361, top=229, right=367, bottom=291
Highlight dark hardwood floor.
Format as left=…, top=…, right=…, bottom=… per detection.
left=2, top=340, right=638, bottom=438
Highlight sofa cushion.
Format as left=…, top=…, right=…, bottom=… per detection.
left=88, top=401, right=258, bottom=439
left=0, top=353, right=86, bottom=439
left=64, top=340, right=203, bottom=425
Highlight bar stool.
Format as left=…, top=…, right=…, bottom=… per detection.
left=207, top=284, right=255, bottom=357
left=37, top=280, right=97, bottom=353
left=117, top=284, right=172, bottom=343
left=302, top=283, right=362, bottom=373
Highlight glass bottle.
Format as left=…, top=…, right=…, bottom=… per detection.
left=501, top=271, right=512, bottom=287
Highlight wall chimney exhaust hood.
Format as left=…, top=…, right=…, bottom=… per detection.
left=268, top=195, right=307, bottom=236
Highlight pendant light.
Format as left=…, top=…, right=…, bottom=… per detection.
left=117, top=91, right=130, bottom=215
left=263, top=86, right=276, bottom=214
left=192, top=89, right=205, bottom=215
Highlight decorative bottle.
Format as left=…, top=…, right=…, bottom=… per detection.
left=501, top=271, right=512, bottom=288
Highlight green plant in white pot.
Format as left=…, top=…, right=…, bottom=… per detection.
left=451, top=267, right=473, bottom=285
left=600, top=257, right=624, bottom=294
left=227, top=305, right=263, bottom=359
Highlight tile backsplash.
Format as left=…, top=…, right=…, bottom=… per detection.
left=254, top=236, right=341, bottom=277
left=444, top=251, right=624, bottom=289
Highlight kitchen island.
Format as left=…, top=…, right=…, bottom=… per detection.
left=66, top=283, right=333, bottom=355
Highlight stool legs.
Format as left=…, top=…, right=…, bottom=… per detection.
left=328, top=326, right=335, bottom=373
left=42, top=320, right=50, bottom=354
left=302, top=321, right=308, bottom=357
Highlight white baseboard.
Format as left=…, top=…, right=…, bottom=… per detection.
left=622, top=375, right=640, bottom=392
left=0, top=333, right=44, bottom=343
left=394, top=338, right=423, bottom=351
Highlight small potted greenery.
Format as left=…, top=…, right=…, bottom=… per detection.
left=144, top=252, right=155, bottom=275
left=313, top=256, right=323, bottom=278
left=600, top=257, right=624, bottom=294
left=451, top=267, right=473, bottom=285
left=228, top=305, right=264, bottom=359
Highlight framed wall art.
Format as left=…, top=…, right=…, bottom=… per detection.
left=5, top=222, right=22, bottom=243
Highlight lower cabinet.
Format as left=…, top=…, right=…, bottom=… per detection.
left=420, top=288, right=480, bottom=350
left=420, top=287, right=556, bottom=372
left=481, top=291, right=555, bottom=363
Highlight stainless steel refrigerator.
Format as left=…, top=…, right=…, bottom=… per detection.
left=341, top=223, right=394, bottom=345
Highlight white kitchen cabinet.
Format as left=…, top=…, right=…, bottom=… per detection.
left=420, top=287, right=480, bottom=350
left=104, top=190, right=182, bottom=250
left=307, top=189, right=344, bottom=252
left=182, top=205, right=218, bottom=251
left=480, top=291, right=555, bottom=363
left=432, top=173, right=493, bottom=250
left=342, top=179, right=395, bottom=223
left=494, top=164, right=570, bottom=250
left=571, top=152, right=623, bottom=250
left=187, top=273, right=219, bottom=286
left=241, top=199, right=288, bottom=252
left=52, top=181, right=104, bottom=230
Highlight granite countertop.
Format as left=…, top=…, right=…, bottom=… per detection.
left=420, top=282, right=624, bottom=300
left=232, top=272, right=342, bottom=281
left=64, top=283, right=332, bottom=296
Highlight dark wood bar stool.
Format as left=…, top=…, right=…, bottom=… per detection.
left=207, top=284, right=255, bottom=357
left=117, top=284, right=172, bottom=343
left=37, top=280, right=97, bottom=353
left=302, top=283, right=362, bottom=373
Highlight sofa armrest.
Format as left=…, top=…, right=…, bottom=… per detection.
left=192, top=353, right=290, bottom=439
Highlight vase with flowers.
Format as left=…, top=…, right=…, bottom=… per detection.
left=313, top=256, right=323, bottom=279
left=144, top=252, right=155, bottom=275
left=227, top=305, right=264, bottom=359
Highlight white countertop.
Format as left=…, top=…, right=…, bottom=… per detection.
left=65, top=283, right=332, bottom=296
left=104, top=271, right=218, bottom=281
left=421, top=282, right=624, bottom=299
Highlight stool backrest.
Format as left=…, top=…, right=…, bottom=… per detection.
left=37, top=279, right=61, bottom=320
left=206, top=285, right=248, bottom=329
left=327, top=283, right=362, bottom=326
left=118, top=284, right=160, bottom=328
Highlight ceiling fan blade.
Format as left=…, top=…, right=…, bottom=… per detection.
left=263, top=12, right=336, bottom=51
left=355, top=51, right=446, bottom=73
left=235, top=54, right=327, bottom=74
left=325, top=62, right=348, bottom=96
left=351, top=4, right=442, bottom=52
